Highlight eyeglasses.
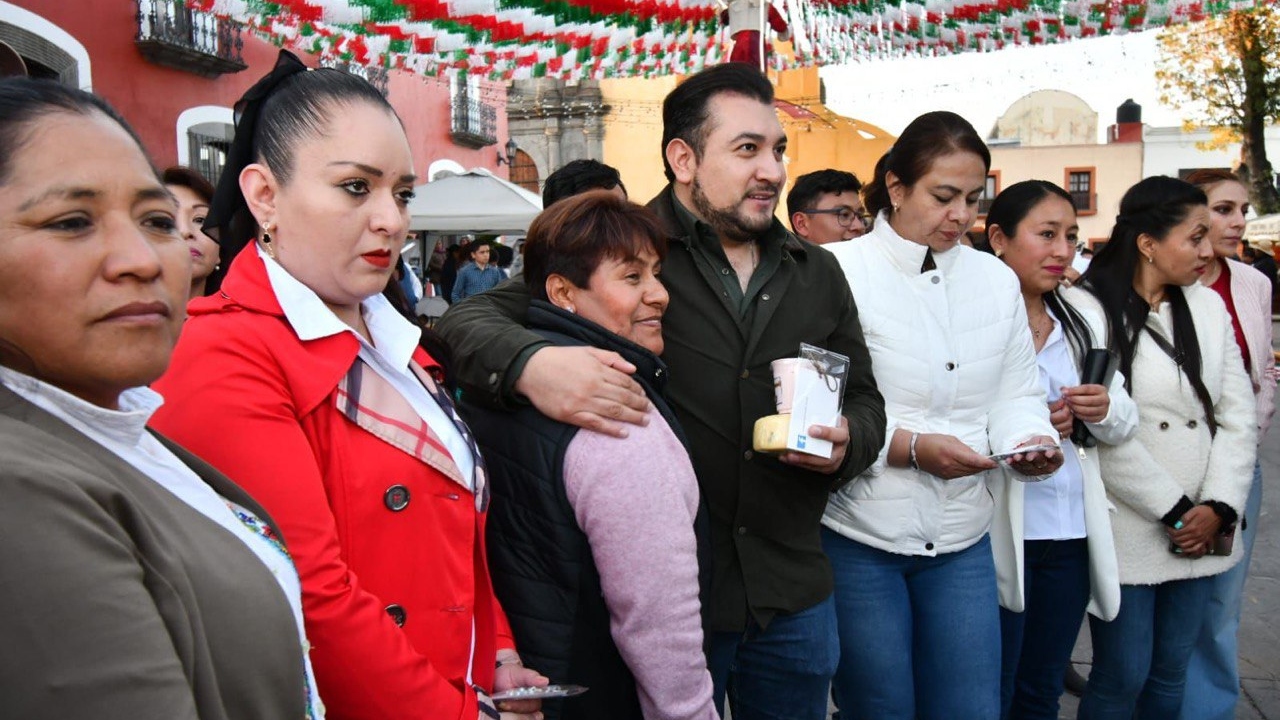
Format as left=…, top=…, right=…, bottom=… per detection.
left=802, top=207, right=872, bottom=229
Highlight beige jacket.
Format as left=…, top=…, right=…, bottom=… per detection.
left=0, top=384, right=308, bottom=720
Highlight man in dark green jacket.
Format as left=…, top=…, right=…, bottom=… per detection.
left=437, top=63, right=885, bottom=720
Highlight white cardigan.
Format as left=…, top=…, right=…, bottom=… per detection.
left=823, top=218, right=1056, bottom=557
left=1221, top=258, right=1276, bottom=440
left=989, top=299, right=1137, bottom=621
left=1074, top=284, right=1256, bottom=585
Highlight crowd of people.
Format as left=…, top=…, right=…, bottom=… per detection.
left=0, top=48, right=1270, bottom=720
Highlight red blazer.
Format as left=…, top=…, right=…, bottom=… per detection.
left=152, top=249, right=512, bottom=720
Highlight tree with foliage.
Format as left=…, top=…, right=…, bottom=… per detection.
left=1156, top=4, right=1280, bottom=214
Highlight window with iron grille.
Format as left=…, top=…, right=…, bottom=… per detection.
left=187, top=125, right=232, bottom=185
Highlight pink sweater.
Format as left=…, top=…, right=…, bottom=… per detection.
left=563, top=409, right=720, bottom=720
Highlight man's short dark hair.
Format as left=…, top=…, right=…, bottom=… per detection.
left=542, top=159, right=626, bottom=207
left=785, top=169, right=863, bottom=219
left=660, top=63, right=775, bottom=183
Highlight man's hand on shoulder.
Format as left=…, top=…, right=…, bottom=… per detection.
left=516, top=346, right=652, bottom=437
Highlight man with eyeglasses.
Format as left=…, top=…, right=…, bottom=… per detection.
left=787, top=169, right=871, bottom=245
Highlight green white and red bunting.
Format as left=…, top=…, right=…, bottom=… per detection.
left=191, top=0, right=1271, bottom=80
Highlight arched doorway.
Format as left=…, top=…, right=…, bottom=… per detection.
left=0, top=4, right=89, bottom=87
left=509, top=149, right=540, bottom=195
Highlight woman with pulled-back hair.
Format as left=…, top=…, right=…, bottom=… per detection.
left=1178, top=169, right=1274, bottom=720
left=823, top=113, right=1060, bottom=719
left=984, top=180, right=1136, bottom=720
left=0, top=77, right=318, bottom=719
left=151, top=51, right=547, bottom=720
left=1072, top=176, right=1255, bottom=719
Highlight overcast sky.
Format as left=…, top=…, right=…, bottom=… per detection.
left=820, top=32, right=1190, bottom=142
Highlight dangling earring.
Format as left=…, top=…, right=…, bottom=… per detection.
left=261, top=221, right=277, bottom=260
left=1146, top=254, right=1154, bottom=264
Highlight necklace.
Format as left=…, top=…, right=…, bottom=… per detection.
left=1029, top=311, right=1053, bottom=340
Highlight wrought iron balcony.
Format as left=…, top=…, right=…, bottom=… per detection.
left=320, top=58, right=390, bottom=97
left=1070, top=191, right=1097, bottom=212
left=450, top=86, right=497, bottom=148
left=135, top=0, right=246, bottom=77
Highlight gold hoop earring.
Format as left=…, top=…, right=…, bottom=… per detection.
left=261, top=221, right=277, bottom=260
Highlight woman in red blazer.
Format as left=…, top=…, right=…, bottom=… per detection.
left=152, top=51, right=546, bottom=720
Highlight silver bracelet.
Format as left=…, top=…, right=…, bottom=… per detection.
left=908, top=432, right=920, bottom=470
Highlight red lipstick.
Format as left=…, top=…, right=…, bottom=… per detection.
left=362, top=250, right=392, bottom=269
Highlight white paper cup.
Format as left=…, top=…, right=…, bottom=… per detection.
left=771, top=358, right=814, bottom=414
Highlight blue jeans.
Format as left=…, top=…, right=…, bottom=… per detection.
left=822, top=528, right=1001, bottom=720
left=706, top=593, right=838, bottom=720
left=1179, top=460, right=1263, bottom=720
left=1079, top=576, right=1215, bottom=719
left=999, top=538, right=1091, bottom=720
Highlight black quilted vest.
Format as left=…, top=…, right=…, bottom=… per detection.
left=461, top=301, right=710, bottom=720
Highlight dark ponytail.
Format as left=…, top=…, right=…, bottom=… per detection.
left=985, top=179, right=1094, bottom=359
left=1079, top=176, right=1211, bottom=418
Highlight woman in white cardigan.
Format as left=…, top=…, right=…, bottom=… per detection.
left=1179, top=169, right=1276, bottom=720
left=1074, top=176, right=1256, bottom=719
left=823, top=113, right=1059, bottom=720
left=984, top=180, right=1138, bottom=720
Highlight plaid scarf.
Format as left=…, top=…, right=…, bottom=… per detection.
left=334, top=357, right=489, bottom=513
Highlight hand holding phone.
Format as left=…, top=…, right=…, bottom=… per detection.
left=490, top=684, right=589, bottom=702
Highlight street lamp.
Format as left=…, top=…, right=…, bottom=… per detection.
left=496, top=138, right=519, bottom=166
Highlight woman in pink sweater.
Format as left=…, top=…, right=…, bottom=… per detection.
left=459, top=190, right=718, bottom=720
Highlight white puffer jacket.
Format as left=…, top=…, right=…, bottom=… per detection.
left=1071, top=285, right=1256, bottom=585
left=823, top=218, right=1056, bottom=557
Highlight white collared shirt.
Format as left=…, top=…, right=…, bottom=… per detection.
left=1023, top=311, right=1088, bottom=541
left=260, top=246, right=475, bottom=488
left=0, top=366, right=323, bottom=715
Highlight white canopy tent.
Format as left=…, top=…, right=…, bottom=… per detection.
left=1246, top=213, right=1280, bottom=249
left=407, top=167, right=542, bottom=235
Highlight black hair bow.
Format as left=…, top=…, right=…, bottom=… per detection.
left=203, top=49, right=308, bottom=249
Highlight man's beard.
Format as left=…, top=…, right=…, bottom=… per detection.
left=691, top=176, right=778, bottom=244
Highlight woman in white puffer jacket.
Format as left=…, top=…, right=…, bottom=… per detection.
left=1072, top=176, right=1256, bottom=720
left=822, top=112, right=1059, bottom=720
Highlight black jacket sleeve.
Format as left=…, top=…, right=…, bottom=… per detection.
left=435, top=278, right=542, bottom=409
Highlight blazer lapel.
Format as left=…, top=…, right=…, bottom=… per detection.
left=333, top=358, right=468, bottom=489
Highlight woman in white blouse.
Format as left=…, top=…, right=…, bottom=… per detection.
left=823, top=112, right=1059, bottom=720
left=984, top=180, right=1137, bottom=720
left=0, top=78, right=319, bottom=718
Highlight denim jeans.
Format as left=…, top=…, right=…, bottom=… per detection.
left=1079, top=576, right=1215, bottom=719
left=999, top=538, right=1091, bottom=720
left=1179, top=460, right=1263, bottom=720
left=706, top=593, right=838, bottom=720
left=821, top=528, right=1001, bottom=720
